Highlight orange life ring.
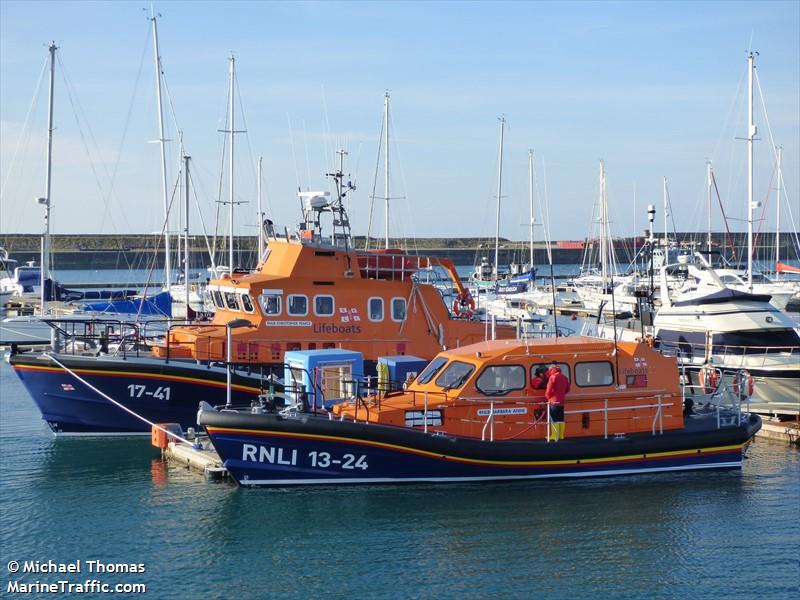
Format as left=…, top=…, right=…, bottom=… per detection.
left=699, top=365, right=719, bottom=394
left=452, top=292, right=476, bottom=319
left=732, top=370, right=755, bottom=400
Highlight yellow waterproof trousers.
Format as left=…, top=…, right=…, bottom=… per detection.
left=549, top=421, right=566, bottom=442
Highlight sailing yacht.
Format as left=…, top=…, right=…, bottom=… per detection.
left=483, top=149, right=550, bottom=319
left=573, top=161, right=641, bottom=315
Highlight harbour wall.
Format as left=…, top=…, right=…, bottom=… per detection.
left=1, top=232, right=795, bottom=270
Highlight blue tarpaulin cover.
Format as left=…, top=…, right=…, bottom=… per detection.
left=84, top=291, right=172, bottom=316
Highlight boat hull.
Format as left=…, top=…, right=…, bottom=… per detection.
left=201, top=409, right=760, bottom=487
left=9, top=353, right=275, bottom=434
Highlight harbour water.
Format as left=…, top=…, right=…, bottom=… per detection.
left=1, top=358, right=797, bottom=598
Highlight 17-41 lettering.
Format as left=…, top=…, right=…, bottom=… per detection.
left=127, top=384, right=171, bottom=400
left=308, top=451, right=368, bottom=470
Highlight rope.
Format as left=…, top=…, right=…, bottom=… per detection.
left=755, top=71, right=800, bottom=259
left=45, top=352, right=193, bottom=445
left=0, top=55, right=48, bottom=202
left=711, top=171, right=736, bottom=260
left=366, top=112, right=384, bottom=250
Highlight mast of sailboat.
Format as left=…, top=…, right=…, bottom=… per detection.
left=228, top=54, right=236, bottom=274
left=528, top=149, right=534, bottom=271
left=632, top=182, right=637, bottom=268
left=746, top=51, right=757, bottom=291
left=384, top=91, right=390, bottom=249
left=706, top=160, right=713, bottom=256
left=183, top=153, right=191, bottom=312
left=599, top=160, right=607, bottom=286
left=662, top=176, right=668, bottom=247
left=40, top=41, right=57, bottom=316
left=775, top=145, right=782, bottom=272
left=494, top=116, right=505, bottom=283
left=257, top=156, right=264, bottom=260
left=151, top=11, right=171, bottom=291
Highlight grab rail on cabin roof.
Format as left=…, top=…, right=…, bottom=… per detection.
left=357, top=253, right=436, bottom=282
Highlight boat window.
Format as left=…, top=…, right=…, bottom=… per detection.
left=240, top=294, right=255, bottom=313
left=476, top=365, right=526, bottom=396
left=417, top=356, right=449, bottom=384
left=287, top=294, right=308, bottom=316
left=712, top=329, right=800, bottom=355
left=259, top=293, right=281, bottom=316
left=719, top=274, right=743, bottom=284
left=287, top=367, right=305, bottom=395
left=530, top=363, right=571, bottom=388
left=751, top=273, right=771, bottom=283
left=314, top=294, right=335, bottom=316
left=434, top=360, right=475, bottom=390
left=212, top=290, right=224, bottom=309
left=224, top=292, right=240, bottom=311
left=391, top=297, right=407, bottom=322
left=574, top=361, right=615, bottom=387
left=368, top=297, right=384, bottom=321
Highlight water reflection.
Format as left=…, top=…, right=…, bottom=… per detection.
left=2, top=356, right=797, bottom=599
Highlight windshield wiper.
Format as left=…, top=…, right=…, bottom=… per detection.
left=442, top=373, right=471, bottom=391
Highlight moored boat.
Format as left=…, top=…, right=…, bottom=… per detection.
left=199, top=336, right=760, bottom=487
left=9, top=162, right=515, bottom=434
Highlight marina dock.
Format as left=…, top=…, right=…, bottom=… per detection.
left=161, top=437, right=228, bottom=481
left=757, top=419, right=800, bottom=446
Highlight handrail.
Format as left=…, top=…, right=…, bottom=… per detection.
left=661, top=340, right=799, bottom=371
left=481, top=403, right=495, bottom=441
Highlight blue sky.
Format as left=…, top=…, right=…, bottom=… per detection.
left=1, top=1, right=798, bottom=242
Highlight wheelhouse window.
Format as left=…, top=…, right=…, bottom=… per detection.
left=224, top=292, right=240, bottom=311
left=434, top=360, right=475, bottom=390
left=287, top=294, right=308, bottom=316
left=212, top=290, right=224, bottom=309
left=417, top=356, right=448, bottom=384
left=259, top=293, right=281, bottom=316
left=240, top=294, right=255, bottom=313
left=368, top=297, right=384, bottom=321
left=476, top=365, right=526, bottom=396
left=574, top=361, right=614, bottom=387
left=314, top=295, right=335, bottom=316
left=391, top=297, right=407, bottom=322
left=530, top=362, right=571, bottom=385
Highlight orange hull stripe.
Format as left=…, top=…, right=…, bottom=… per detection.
left=13, top=364, right=262, bottom=394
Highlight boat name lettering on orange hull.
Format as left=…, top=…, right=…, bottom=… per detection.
left=477, top=407, right=528, bottom=416
left=264, top=320, right=312, bottom=327
left=312, top=323, right=362, bottom=334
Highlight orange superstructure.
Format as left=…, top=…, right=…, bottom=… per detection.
left=331, top=336, right=684, bottom=441
left=152, top=172, right=515, bottom=367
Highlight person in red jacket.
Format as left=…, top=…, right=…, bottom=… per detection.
left=545, top=365, right=570, bottom=441
left=530, top=366, right=549, bottom=421
left=531, top=366, right=548, bottom=390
